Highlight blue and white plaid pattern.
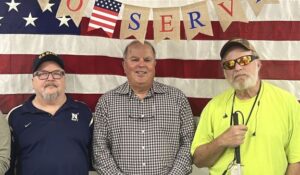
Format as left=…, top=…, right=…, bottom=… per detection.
left=93, top=81, right=194, bottom=175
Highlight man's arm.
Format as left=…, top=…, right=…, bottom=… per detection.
left=193, top=125, right=247, bottom=168
left=168, top=96, right=195, bottom=175
left=92, top=98, right=124, bottom=175
left=285, top=163, right=300, bottom=175
left=0, top=116, right=10, bottom=174
left=285, top=101, right=300, bottom=175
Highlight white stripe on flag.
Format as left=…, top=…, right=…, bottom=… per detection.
left=90, top=16, right=117, bottom=26
left=1, top=34, right=300, bottom=61
left=1, top=74, right=300, bottom=100
left=92, top=9, right=119, bottom=20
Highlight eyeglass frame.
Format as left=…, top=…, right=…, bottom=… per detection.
left=33, top=70, right=65, bottom=80
left=222, top=55, right=259, bottom=70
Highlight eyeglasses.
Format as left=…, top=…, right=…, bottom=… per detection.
left=222, top=55, right=258, bottom=70
left=33, top=70, right=65, bottom=80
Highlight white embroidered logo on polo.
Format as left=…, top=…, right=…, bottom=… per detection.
left=24, top=122, right=31, bottom=128
left=71, top=113, right=79, bottom=122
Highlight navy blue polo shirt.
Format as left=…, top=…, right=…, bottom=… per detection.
left=7, top=95, right=93, bottom=175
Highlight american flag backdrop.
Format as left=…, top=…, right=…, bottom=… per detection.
left=0, top=0, right=300, bottom=116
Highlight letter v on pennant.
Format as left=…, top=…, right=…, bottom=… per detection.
left=218, top=0, right=233, bottom=16
left=212, top=0, right=248, bottom=32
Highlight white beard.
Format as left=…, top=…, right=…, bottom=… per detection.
left=232, top=73, right=257, bottom=91
left=225, top=65, right=260, bottom=91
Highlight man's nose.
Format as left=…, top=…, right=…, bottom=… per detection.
left=137, top=59, right=146, bottom=66
left=234, top=62, right=242, bottom=70
left=46, top=73, right=55, bottom=80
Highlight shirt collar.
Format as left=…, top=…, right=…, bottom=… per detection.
left=116, top=81, right=167, bottom=96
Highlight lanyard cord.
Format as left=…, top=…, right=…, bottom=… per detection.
left=230, top=81, right=262, bottom=126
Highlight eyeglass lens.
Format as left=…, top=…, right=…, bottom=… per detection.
left=34, top=70, right=65, bottom=80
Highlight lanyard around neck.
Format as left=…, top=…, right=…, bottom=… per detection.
left=230, top=82, right=262, bottom=126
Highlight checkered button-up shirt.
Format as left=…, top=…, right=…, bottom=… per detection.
left=93, top=81, right=194, bottom=175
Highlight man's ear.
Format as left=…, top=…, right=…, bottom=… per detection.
left=257, top=60, right=262, bottom=70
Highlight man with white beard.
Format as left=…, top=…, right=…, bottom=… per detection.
left=191, top=38, right=300, bottom=175
left=6, top=51, right=93, bottom=175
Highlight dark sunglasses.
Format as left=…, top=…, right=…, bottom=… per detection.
left=222, top=55, right=258, bottom=70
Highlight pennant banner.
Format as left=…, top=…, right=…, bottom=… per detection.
left=120, top=4, right=150, bottom=43
left=51, top=0, right=280, bottom=39
left=87, top=0, right=122, bottom=37
left=56, top=0, right=90, bottom=27
left=181, top=1, right=213, bottom=40
left=212, top=0, right=248, bottom=32
left=153, top=7, right=181, bottom=43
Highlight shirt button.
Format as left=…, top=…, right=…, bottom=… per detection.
left=142, top=146, right=145, bottom=150
left=142, top=163, right=146, bottom=167
left=141, top=130, right=145, bottom=134
left=141, top=114, right=144, bottom=118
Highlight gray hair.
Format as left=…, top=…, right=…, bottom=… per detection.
left=123, top=40, right=156, bottom=59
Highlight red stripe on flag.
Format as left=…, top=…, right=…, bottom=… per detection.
left=88, top=20, right=116, bottom=30
left=88, top=21, right=116, bottom=30
left=91, top=12, right=118, bottom=24
left=0, top=94, right=209, bottom=116
left=1, top=54, right=300, bottom=80
left=94, top=6, right=119, bottom=16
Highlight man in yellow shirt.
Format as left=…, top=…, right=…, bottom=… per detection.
left=191, top=38, right=300, bottom=175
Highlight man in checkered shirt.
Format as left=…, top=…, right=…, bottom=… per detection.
left=93, top=40, right=195, bottom=175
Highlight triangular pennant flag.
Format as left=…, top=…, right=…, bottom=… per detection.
left=87, top=0, right=122, bottom=37
left=120, top=4, right=150, bottom=43
left=153, top=7, right=180, bottom=43
left=37, top=0, right=50, bottom=11
left=247, top=0, right=280, bottom=16
left=181, top=1, right=213, bottom=40
left=212, top=0, right=248, bottom=32
left=56, top=0, right=89, bottom=27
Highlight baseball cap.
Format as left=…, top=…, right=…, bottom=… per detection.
left=220, top=38, right=258, bottom=59
left=32, top=51, right=64, bottom=72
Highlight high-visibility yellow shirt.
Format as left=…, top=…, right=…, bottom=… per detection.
left=191, top=81, right=300, bottom=175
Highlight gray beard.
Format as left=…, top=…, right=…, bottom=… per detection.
left=42, top=92, right=59, bottom=102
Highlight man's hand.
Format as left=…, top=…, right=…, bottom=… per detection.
left=216, top=125, right=248, bottom=148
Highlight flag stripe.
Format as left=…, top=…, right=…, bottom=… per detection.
left=1, top=74, right=300, bottom=99
left=91, top=13, right=118, bottom=24
left=90, top=16, right=117, bottom=27
left=94, top=6, right=119, bottom=19
left=1, top=54, right=300, bottom=80
left=1, top=35, right=300, bottom=60
left=89, top=20, right=116, bottom=30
